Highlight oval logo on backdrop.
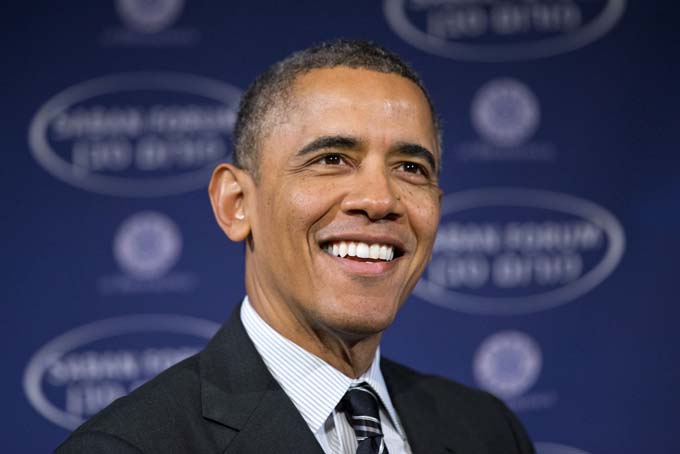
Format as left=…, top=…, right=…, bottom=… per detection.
left=414, top=188, right=625, bottom=314
left=29, top=72, right=242, bottom=197
left=384, top=0, right=627, bottom=62
left=23, top=314, right=219, bottom=430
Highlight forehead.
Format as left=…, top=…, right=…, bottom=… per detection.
left=290, top=67, right=430, bottom=115
left=271, top=67, right=438, bottom=148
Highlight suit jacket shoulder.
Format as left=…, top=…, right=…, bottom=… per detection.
left=56, top=309, right=323, bottom=454
left=55, top=352, right=227, bottom=454
left=381, top=358, right=535, bottom=454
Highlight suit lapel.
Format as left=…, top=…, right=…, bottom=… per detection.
left=199, top=308, right=324, bottom=454
left=223, top=386, right=326, bottom=454
left=381, top=358, right=488, bottom=454
left=382, top=358, right=452, bottom=453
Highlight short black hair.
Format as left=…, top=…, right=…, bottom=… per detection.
left=232, top=39, right=441, bottom=177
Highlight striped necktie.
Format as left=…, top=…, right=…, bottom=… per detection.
left=342, top=382, right=389, bottom=454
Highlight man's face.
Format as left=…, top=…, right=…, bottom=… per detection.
left=245, top=67, right=441, bottom=340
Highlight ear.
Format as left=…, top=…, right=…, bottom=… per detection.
left=208, top=163, right=253, bottom=242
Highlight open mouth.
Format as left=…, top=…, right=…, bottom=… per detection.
left=321, top=240, right=403, bottom=262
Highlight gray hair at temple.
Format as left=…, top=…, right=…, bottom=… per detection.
left=232, top=39, right=442, bottom=179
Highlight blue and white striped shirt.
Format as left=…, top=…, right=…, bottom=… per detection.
left=241, top=296, right=412, bottom=454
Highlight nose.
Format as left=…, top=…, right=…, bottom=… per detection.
left=340, top=163, right=403, bottom=221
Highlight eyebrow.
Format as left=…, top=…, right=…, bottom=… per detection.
left=394, top=142, right=437, bottom=173
left=295, top=135, right=438, bottom=173
left=296, top=135, right=359, bottom=157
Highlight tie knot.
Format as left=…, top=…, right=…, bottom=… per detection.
left=343, top=382, right=381, bottom=419
left=342, top=383, right=389, bottom=453
left=342, top=382, right=383, bottom=437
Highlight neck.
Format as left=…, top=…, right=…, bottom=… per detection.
left=246, top=290, right=381, bottom=378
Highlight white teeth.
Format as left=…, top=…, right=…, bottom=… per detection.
left=356, top=243, right=370, bottom=259
left=324, top=241, right=396, bottom=262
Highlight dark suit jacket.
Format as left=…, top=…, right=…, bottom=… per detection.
left=56, top=308, right=534, bottom=454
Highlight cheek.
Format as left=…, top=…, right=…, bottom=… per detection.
left=404, top=189, right=441, bottom=240
left=289, top=187, right=321, bottom=217
left=275, top=180, right=338, bottom=237
left=415, top=211, right=439, bottom=247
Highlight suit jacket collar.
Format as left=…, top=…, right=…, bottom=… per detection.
left=199, top=307, right=324, bottom=454
left=197, top=307, right=477, bottom=454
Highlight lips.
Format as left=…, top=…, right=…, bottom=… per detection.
left=322, top=240, right=399, bottom=261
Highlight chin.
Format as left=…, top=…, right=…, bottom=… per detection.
left=320, top=297, right=400, bottom=339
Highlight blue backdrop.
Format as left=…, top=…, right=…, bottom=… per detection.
left=4, top=1, right=679, bottom=453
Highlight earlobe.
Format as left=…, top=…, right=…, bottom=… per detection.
left=208, top=163, right=252, bottom=242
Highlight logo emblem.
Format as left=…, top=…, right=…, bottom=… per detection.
left=29, top=72, right=241, bottom=197
left=415, top=188, right=625, bottom=314
left=384, top=0, right=627, bottom=61
left=116, top=0, right=184, bottom=33
left=474, top=331, right=542, bottom=398
left=98, top=211, right=196, bottom=294
left=114, top=211, right=181, bottom=280
left=472, top=78, right=540, bottom=148
left=23, top=314, right=219, bottom=430
left=456, top=78, right=555, bottom=162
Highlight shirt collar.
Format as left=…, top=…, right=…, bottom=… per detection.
left=240, top=296, right=404, bottom=437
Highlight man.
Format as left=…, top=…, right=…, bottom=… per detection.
left=57, top=40, right=534, bottom=454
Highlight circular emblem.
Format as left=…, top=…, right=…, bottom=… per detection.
left=116, top=0, right=184, bottom=33
left=473, top=331, right=542, bottom=398
left=472, top=78, right=540, bottom=147
left=113, top=211, right=181, bottom=280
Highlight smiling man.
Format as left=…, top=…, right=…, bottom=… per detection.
left=57, top=40, right=534, bottom=454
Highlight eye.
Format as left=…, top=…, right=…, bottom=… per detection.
left=399, top=161, right=427, bottom=175
left=304, top=152, right=354, bottom=174
left=317, top=153, right=345, bottom=166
